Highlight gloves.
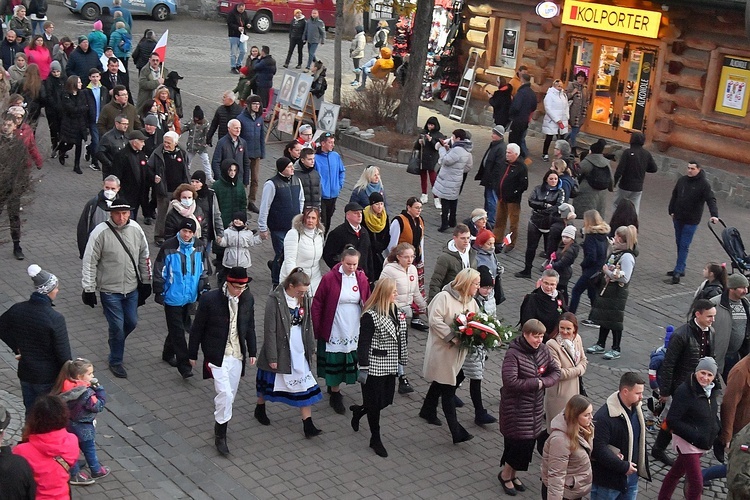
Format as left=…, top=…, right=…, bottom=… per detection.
left=82, top=291, right=97, bottom=308
left=137, top=283, right=152, bottom=307
left=357, top=369, right=368, bottom=385
left=155, top=294, right=164, bottom=305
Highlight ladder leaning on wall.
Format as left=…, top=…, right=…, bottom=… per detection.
left=448, top=49, right=480, bottom=123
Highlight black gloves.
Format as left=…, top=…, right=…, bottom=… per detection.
left=82, top=291, right=97, bottom=308
left=155, top=294, right=164, bottom=305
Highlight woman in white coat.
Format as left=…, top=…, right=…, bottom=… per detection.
left=432, top=129, right=473, bottom=233
left=280, top=207, right=325, bottom=295
left=542, top=80, right=570, bottom=162
left=380, top=242, right=429, bottom=395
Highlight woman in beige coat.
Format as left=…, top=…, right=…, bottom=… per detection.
left=544, top=313, right=588, bottom=434
left=418, top=268, right=480, bottom=444
left=541, top=394, right=594, bottom=500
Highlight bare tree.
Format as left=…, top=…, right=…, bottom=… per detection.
left=395, top=0, right=435, bottom=135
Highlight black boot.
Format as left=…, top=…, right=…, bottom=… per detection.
left=302, top=417, right=322, bottom=438
left=73, top=164, right=83, bottom=174
left=652, top=429, right=674, bottom=466
left=350, top=405, right=366, bottom=432
left=13, top=241, right=24, bottom=261
left=330, top=391, right=345, bottom=414
left=367, top=410, right=387, bottom=456
left=254, top=404, right=270, bottom=425
left=369, top=436, right=388, bottom=457
left=214, top=422, right=229, bottom=455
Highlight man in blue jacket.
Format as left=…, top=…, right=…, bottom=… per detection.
left=237, top=96, right=265, bottom=213
left=153, top=218, right=209, bottom=379
left=314, top=132, right=345, bottom=233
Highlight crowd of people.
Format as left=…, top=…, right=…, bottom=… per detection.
left=0, top=9, right=748, bottom=500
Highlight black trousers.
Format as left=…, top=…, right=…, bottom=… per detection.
left=285, top=38, right=304, bottom=66
left=321, top=197, right=337, bottom=234
left=163, top=304, right=192, bottom=370
left=440, top=199, right=458, bottom=228
left=59, top=139, right=83, bottom=166
left=455, top=369, right=485, bottom=414
left=523, top=221, right=548, bottom=272
left=508, top=122, right=529, bottom=158
left=420, top=381, right=469, bottom=442
left=596, top=327, right=623, bottom=351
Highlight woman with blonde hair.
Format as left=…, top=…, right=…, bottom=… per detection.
left=569, top=209, right=610, bottom=315
left=419, top=267, right=480, bottom=444
left=541, top=394, right=594, bottom=500
left=153, top=84, right=181, bottom=133
left=586, top=225, right=638, bottom=360
left=350, top=278, right=408, bottom=457
left=350, top=164, right=387, bottom=210
left=280, top=207, right=325, bottom=295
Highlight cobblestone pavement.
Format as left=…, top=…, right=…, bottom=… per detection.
left=0, top=5, right=747, bottom=499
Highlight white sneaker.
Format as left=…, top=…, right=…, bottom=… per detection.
left=420, top=193, right=428, bottom=204
left=350, top=80, right=359, bottom=86
left=434, top=198, right=442, bottom=210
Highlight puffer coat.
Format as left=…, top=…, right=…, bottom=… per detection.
left=588, top=250, right=635, bottom=331
left=280, top=214, right=325, bottom=294
left=573, top=153, right=611, bottom=217
left=542, top=86, right=570, bottom=135
left=380, top=261, right=427, bottom=312
left=499, top=335, right=561, bottom=440
left=433, top=140, right=473, bottom=200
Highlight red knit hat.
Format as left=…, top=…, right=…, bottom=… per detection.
left=476, top=229, right=495, bottom=247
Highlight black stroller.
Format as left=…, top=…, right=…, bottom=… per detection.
left=708, top=218, right=750, bottom=276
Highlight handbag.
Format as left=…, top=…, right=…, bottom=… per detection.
left=588, top=270, right=604, bottom=289
left=106, top=221, right=152, bottom=307
left=406, top=148, right=421, bottom=175
left=579, top=376, right=588, bottom=397
left=494, top=271, right=506, bottom=304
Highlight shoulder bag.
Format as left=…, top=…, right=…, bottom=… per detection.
left=406, top=148, right=421, bottom=175
left=106, top=221, right=152, bottom=307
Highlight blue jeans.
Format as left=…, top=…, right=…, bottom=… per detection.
left=306, top=42, right=319, bottom=69
left=520, top=128, right=530, bottom=158
left=702, top=463, right=727, bottom=483
left=270, top=230, right=286, bottom=286
left=569, top=267, right=598, bottom=314
left=87, top=125, right=100, bottom=166
left=100, top=290, right=139, bottom=366
left=672, top=220, right=698, bottom=275
left=70, top=438, right=101, bottom=476
left=590, top=473, right=639, bottom=500
left=567, top=126, right=581, bottom=149
left=484, top=187, right=498, bottom=227
left=228, top=37, right=245, bottom=68
left=20, top=381, right=53, bottom=415
left=31, top=20, right=44, bottom=35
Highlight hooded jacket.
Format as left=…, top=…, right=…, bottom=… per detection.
left=380, top=261, right=428, bottom=312
left=13, top=429, right=79, bottom=500
left=153, top=235, right=208, bottom=307
left=668, top=168, right=719, bottom=225
left=542, top=86, right=570, bottom=135
left=350, top=28, right=366, bottom=59
left=289, top=15, right=306, bottom=40
left=541, top=412, right=593, bottom=500
left=314, top=148, right=345, bottom=199
left=280, top=214, right=325, bottom=294
left=613, top=132, right=657, bottom=192
left=212, top=158, right=247, bottom=228
left=433, top=139, right=473, bottom=200
left=370, top=47, right=394, bottom=79
left=414, top=116, right=444, bottom=171
left=237, top=107, right=266, bottom=158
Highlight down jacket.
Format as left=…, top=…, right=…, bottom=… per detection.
left=433, top=140, right=473, bottom=200
left=380, top=261, right=428, bottom=312
left=659, top=319, right=716, bottom=397
left=542, top=86, right=570, bottom=135
left=59, top=92, right=90, bottom=144
left=13, top=429, right=79, bottom=500
left=541, top=412, right=593, bottom=500
left=667, top=374, right=721, bottom=451
left=280, top=214, right=325, bottom=294
left=544, top=335, right=588, bottom=431
left=212, top=159, right=248, bottom=228
left=499, top=335, right=561, bottom=440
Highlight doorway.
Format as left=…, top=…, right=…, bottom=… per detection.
left=564, top=35, right=657, bottom=142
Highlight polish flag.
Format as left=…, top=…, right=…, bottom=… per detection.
left=153, top=30, right=169, bottom=63
left=503, top=232, right=513, bottom=246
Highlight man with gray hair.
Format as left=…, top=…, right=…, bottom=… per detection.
left=211, top=118, right=251, bottom=194
left=491, top=143, right=528, bottom=253
left=97, top=114, right=130, bottom=178
left=207, top=91, right=242, bottom=146
left=77, top=175, right=122, bottom=258
left=148, top=131, right=190, bottom=246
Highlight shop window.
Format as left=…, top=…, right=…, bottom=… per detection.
left=494, top=19, right=521, bottom=70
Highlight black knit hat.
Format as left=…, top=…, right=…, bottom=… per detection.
left=368, top=192, right=384, bottom=205
left=477, top=265, right=494, bottom=287
left=232, top=211, right=247, bottom=223
left=276, top=157, right=292, bottom=172
left=193, top=105, right=204, bottom=120
left=191, top=170, right=206, bottom=183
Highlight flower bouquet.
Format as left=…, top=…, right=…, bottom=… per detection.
left=451, top=311, right=516, bottom=353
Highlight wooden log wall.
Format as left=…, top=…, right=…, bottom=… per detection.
left=653, top=8, right=750, bottom=164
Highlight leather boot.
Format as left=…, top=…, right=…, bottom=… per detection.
left=350, top=405, right=366, bottom=432
left=369, top=436, right=388, bottom=457
left=214, top=422, right=229, bottom=455
left=329, top=391, right=345, bottom=415
left=254, top=404, right=270, bottom=425
left=302, top=417, right=322, bottom=438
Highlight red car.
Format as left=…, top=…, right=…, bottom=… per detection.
left=218, top=0, right=336, bottom=34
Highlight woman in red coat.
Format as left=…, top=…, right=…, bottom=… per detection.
left=312, top=245, right=371, bottom=415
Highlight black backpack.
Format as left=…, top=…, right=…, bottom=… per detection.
left=585, top=165, right=612, bottom=190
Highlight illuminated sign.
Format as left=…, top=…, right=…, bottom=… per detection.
left=562, top=0, right=662, bottom=39
left=536, top=2, right=559, bottom=19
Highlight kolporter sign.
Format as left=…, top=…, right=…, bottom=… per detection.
left=562, top=0, right=662, bottom=39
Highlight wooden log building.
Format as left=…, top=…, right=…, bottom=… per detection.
left=460, top=0, right=750, bottom=165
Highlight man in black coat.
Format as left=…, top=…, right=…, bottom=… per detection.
left=507, top=73, right=537, bottom=161
left=76, top=175, right=121, bottom=258
left=97, top=114, right=129, bottom=178
left=653, top=298, right=716, bottom=465
left=492, top=143, right=528, bottom=252
left=110, top=130, right=148, bottom=220
left=0, top=265, right=71, bottom=414
left=65, top=36, right=102, bottom=87
left=667, top=161, right=719, bottom=284
left=0, top=30, right=21, bottom=71
left=612, top=131, right=657, bottom=215
left=188, top=267, right=256, bottom=456
left=207, top=91, right=242, bottom=146
left=322, top=202, right=374, bottom=282
left=211, top=119, right=250, bottom=189
left=474, top=125, right=506, bottom=228
left=101, top=56, right=132, bottom=104
left=591, top=372, right=651, bottom=498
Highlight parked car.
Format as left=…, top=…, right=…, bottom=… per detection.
left=64, top=0, right=177, bottom=21
left=218, top=0, right=336, bottom=34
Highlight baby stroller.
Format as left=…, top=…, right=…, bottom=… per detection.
left=708, top=218, right=750, bottom=276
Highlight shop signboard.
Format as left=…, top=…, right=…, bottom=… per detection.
left=715, top=56, right=750, bottom=117
left=562, top=0, right=661, bottom=39
left=631, top=51, right=654, bottom=130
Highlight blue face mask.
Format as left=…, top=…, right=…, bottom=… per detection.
left=180, top=199, right=193, bottom=208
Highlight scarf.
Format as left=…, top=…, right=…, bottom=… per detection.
left=363, top=206, right=387, bottom=233
left=365, top=181, right=383, bottom=197
left=170, top=200, right=202, bottom=238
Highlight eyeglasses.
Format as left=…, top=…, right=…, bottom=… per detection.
left=228, top=282, right=247, bottom=290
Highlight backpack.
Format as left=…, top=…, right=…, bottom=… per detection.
left=119, top=32, right=132, bottom=53
left=564, top=176, right=580, bottom=199
left=585, top=165, right=612, bottom=190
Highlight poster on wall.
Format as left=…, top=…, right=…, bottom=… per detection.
left=715, top=56, right=750, bottom=117
left=501, top=29, right=517, bottom=58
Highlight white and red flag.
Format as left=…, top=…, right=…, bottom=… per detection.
left=153, top=30, right=169, bottom=62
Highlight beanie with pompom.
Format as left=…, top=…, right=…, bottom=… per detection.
left=28, top=264, right=58, bottom=295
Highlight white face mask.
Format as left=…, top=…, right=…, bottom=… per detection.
left=180, top=199, right=193, bottom=208
left=103, top=189, right=117, bottom=200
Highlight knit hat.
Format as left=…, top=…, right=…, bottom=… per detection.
left=344, top=202, right=363, bottom=213
left=695, top=357, right=718, bottom=376
left=28, top=264, right=58, bottom=294
left=0, top=405, right=9, bottom=433
left=226, top=267, right=249, bottom=284
left=471, top=208, right=487, bottom=223
left=475, top=229, right=494, bottom=247
left=477, top=265, right=494, bottom=287
left=558, top=203, right=576, bottom=220
left=50, top=60, right=62, bottom=72
left=191, top=171, right=206, bottom=184
left=239, top=66, right=250, bottom=76
left=492, top=125, right=505, bottom=137
left=355, top=25, right=364, bottom=33
left=590, top=138, right=607, bottom=154
left=561, top=225, right=577, bottom=240
left=78, top=35, right=88, bottom=44
left=7, top=106, right=25, bottom=117
left=368, top=192, right=384, bottom=205
left=179, top=218, right=196, bottom=232
left=232, top=211, right=247, bottom=223
left=276, top=157, right=292, bottom=173
left=93, top=20, right=103, bottom=31
left=193, top=105, right=204, bottom=120
left=144, top=114, right=159, bottom=127
left=727, top=273, right=749, bottom=289
left=294, top=9, right=302, bottom=15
